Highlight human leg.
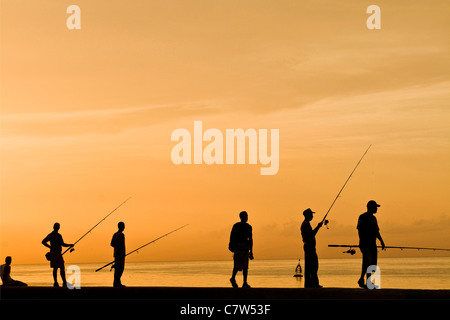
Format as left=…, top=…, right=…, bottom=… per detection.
left=60, top=264, right=67, bottom=287
left=113, top=258, right=125, bottom=287
left=52, top=268, right=59, bottom=287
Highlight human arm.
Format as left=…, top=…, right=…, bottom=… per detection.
left=61, top=236, right=74, bottom=248
left=374, top=216, right=385, bottom=250
left=41, top=236, right=51, bottom=249
left=377, top=231, right=385, bottom=250
left=313, top=221, right=323, bottom=235
left=249, top=226, right=254, bottom=260
left=4, top=265, right=12, bottom=282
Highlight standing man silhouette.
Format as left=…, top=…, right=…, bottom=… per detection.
left=229, top=211, right=254, bottom=288
left=301, top=208, right=323, bottom=288
left=42, top=223, right=73, bottom=287
left=111, top=221, right=126, bottom=287
left=357, top=200, right=385, bottom=289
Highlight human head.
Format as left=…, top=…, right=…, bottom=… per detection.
left=367, top=200, right=380, bottom=214
left=303, top=208, right=315, bottom=221
left=5, top=256, right=12, bottom=265
left=118, top=221, right=125, bottom=231
left=53, top=222, right=60, bottom=231
left=239, top=211, right=248, bottom=223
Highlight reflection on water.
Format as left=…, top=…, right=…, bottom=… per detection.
left=8, top=257, right=450, bottom=289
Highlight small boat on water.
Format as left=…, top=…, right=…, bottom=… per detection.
left=293, top=259, right=303, bottom=277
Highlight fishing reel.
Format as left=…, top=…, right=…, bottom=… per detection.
left=70, top=248, right=75, bottom=253
left=324, top=219, right=329, bottom=229
left=344, top=249, right=356, bottom=255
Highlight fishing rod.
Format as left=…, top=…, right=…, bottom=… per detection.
left=62, top=197, right=131, bottom=255
left=95, top=224, right=189, bottom=272
left=320, top=144, right=372, bottom=228
left=328, top=244, right=450, bottom=255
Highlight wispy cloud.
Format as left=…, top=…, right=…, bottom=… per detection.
left=0, top=101, right=224, bottom=138
left=276, top=81, right=450, bottom=154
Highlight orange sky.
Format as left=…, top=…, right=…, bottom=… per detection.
left=1, top=1, right=450, bottom=264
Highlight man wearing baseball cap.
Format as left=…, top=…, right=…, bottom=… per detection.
left=357, top=200, right=385, bottom=288
left=301, top=208, right=323, bottom=288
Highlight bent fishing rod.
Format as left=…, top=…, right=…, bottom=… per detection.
left=62, top=197, right=131, bottom=255
left=321, top=144, right=372, bottom=228
left=328, top=244, right=450, bottom=255
left=95, top=224, right=189, bottom=272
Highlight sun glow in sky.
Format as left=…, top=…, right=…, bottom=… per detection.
left=1, top=1, right=450, bottom=264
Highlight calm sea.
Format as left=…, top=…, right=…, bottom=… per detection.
left=7, top=257, right=450, bottom=290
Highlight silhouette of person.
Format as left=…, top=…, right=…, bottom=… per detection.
left=300, top=208, right=323, bottom=288
left=229, top=211, right=253, bottom=288
left=111, top=221, right=126, bottom=287
left=357, top=200, right=385, bottom=289
left=41, top=222, right=73, bottom=287
left=0, top=256, right=27, bottom=286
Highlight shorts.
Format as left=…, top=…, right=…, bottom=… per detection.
left=233, top=251, right=249, bottom=271
left=48, top=252, right=65, bottom=269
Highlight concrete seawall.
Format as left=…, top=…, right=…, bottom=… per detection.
left=2, top=286, right=449, bottom=300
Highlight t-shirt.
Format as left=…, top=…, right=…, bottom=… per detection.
left=0, top=264, right=12, bottom=284
left=229, top=222, right=252, bottom=252
left=111, top=231, right=126, bottom=258
left=357, top=212, right=379, bottom=248
left=42, top=231, right=64, bottom=253
left=301, top=220, right=316, bottom=247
